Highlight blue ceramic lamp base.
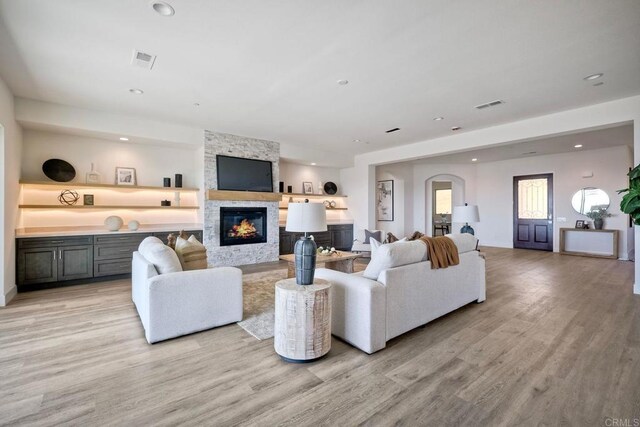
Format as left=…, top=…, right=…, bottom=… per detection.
left=460, top=223, right=475, bottom=235
left=294, top=235, right=317, bottom=285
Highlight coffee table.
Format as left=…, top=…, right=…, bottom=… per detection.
left=279, top=251, right=362, bottom=279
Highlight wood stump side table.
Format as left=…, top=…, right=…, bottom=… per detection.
left=274, top=278, right=331, bottom=363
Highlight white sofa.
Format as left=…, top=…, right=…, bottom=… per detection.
left=316, top=234, right=485, bottom=354
left=132, top=250, right=243, bottom=343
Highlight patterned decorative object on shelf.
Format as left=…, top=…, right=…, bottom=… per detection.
left=43, top=159, right=76, bottom=182
left=329, top=200, right=336, bottom=208
left=58, top=189, right=80, bottom=206
left=128, top=220, right=140, bottom=231
left=323, top=181, right=337, bottom=195
left=323, top=200, right=330, bottom=208
left=104, top=215, right=124, bottom=231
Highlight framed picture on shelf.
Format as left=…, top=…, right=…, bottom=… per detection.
left=575, top=220, right=585, bottom=229
left=83, top=194, right=94, bottom=206
left=376, top=180, right=394, bottom=221
left=303, top=181, right=313, bottom=194
left=115, top=167, right=136, bottom=186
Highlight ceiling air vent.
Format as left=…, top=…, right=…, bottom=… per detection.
left=131, top=50, right=157, bottom=70
left=475, top=99, right=505, bottom=110
left=385, top=127, right=401, bottom=133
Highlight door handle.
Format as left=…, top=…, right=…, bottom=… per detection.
left=59, top=249, right=62, bottom=259
left=53, top=250, right=56, bottom=261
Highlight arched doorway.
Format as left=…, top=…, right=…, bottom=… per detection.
left=425, top=174, right=465, bottom=237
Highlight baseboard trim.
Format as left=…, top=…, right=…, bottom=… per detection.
left=1, top=285, right=17, bottom=306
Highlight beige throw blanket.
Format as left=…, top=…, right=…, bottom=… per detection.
left=419, top=236, right=459, bottom=269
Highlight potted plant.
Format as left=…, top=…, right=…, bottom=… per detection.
left=619, top=164, right=640, bottom=224
left=586, top=208, right=612, bottom=230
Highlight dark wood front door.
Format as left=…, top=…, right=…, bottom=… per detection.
left=513, top=174, right=553, bottom=251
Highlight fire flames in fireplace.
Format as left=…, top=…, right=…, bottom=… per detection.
left=227, top=219, right=258, bottom=239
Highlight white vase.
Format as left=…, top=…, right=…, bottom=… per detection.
left=86, top=162, right=101, bottom=184
left=128, top=220, right=140, bottom=231
left=104, top=216, right=123, bottom=231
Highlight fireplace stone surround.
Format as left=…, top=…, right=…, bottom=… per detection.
left=204, top=131, right=280, bottom=266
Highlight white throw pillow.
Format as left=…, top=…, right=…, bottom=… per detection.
left=138, top=238, right=182, bottom=275
left=175, top=235, right=208, bottom=271
left=370, top=236, right=408, bottom=258
left=445, top=233, right=478, bottom=253
left=363, top=240, right=426, bottom=280
left=138, top=236, right=163, bottom=254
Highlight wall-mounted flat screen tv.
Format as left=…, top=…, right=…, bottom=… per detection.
left=216, top=155, right=273, bottom=192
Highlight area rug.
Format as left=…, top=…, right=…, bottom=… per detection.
left=237, top=261, right=368, bottom=340
left=237, top=269, right=288, bottom=340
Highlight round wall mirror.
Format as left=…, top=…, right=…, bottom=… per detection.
left=571, top=187, right=610, bottom=215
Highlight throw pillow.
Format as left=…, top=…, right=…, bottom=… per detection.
left=387, top=232, right=399, bottom=243
left=370, top=236, right=408, bottom=258
left=444, top=233, right=478, bottom=253
left=138, top=237, right=183, bottom=275
left=175, top=235, right=208, bottom=271
left=363, top=240, right=426, bottom=280
left=364, top=229, right=382, bottom=244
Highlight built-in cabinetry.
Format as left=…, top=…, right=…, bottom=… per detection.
left=16, top=229, right=202, bottom=291
left=559, top=228, right=619, bottom=259
left=279, top=224, right=353, bottom=255
left=17, top=236, right=94, bottom=286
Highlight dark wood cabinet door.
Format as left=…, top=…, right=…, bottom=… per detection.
left=17, top=248, right=57, bottom=285
left=58, top=245, right=94, bottom=281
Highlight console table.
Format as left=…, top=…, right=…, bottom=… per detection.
left=559, top=228, right=619, bottom=259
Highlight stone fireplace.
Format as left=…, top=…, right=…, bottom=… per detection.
left=204, top=131, right=280, bottom=266
left=219, top=207, right=268, bottom=246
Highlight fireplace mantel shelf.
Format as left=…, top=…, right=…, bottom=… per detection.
left=207, top=189, right=281, bottom=202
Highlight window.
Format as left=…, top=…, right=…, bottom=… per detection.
left=517, top=178, right=548, bottom=219
left=435, top=189, right=452, bottom=215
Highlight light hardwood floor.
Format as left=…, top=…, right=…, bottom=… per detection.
left=0, top=247, right=638, bottom=426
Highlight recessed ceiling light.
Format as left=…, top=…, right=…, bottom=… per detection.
left=129, top=88, right=144, bottom=95
left=583, top=73, right=603, bottom=81
left=433, top=117, right=444, bottom=121
left=353, top=139, right=360, bottom=143
left=574, top=144, right=583, bottom=148
left=152, top=1, right=175, bottom=16
left=119, top=137, right=129, bottom=141
left=337, top=79, right=349, bottom=85
left=471, top=158, right=477, bottom=162
left=451, top=126, right=461, bottom=131
left=311, top=163, right=316, bottom=166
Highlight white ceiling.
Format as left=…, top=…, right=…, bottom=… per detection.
left=407, top=124, right=633, bottom=165
left=0, top=0, right=639, bottom=156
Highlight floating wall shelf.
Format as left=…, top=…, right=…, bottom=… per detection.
left=19, top=205, right=199, bottom=210
left=19, top=180, right=199, bottom=192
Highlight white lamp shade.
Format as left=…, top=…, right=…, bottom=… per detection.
left=452, top=205, right=480, bottom=223
left=285, top=203, right=327, bottom=232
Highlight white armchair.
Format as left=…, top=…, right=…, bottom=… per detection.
left=351, top=229, right=383, bottom=255
left=132, top=251, right=243, bottom=343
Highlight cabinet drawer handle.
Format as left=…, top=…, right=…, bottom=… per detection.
left=49, top=241, right=64, bottom=244
left=119, top=249, right=131, bottom=252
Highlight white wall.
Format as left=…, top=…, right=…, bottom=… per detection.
left=20, top=130, right=204, bottom=227
left=279, top=161, right=342, bottom=195
left=475, top=145, right=632, bottom=257
left=0, top=76, right=22, bottom=306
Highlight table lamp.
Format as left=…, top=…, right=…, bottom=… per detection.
left=285, top=201, right=327, bottom=285
left=452, top=203, right=480, bottom=235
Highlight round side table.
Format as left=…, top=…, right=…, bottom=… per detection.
left=274, top=278, right=331, bottom=362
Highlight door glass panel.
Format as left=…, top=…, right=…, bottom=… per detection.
left=435, top=189, right=452, bottom=215
left=518, top=178, right=548, bottom=219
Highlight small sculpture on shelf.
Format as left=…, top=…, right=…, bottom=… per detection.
left=58, top=189, right=80, bottom=206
